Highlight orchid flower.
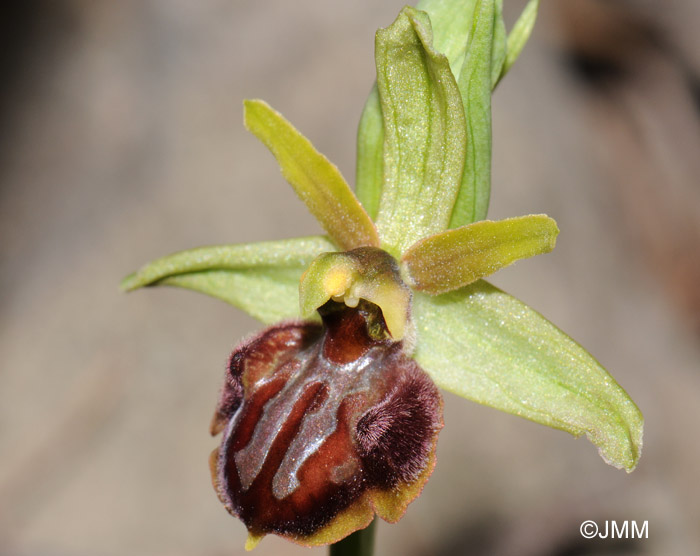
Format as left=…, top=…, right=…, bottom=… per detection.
left=122, top=0, right=642, bottom=551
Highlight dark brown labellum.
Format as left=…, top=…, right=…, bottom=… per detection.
left=210, top=300, right=443, bottom=547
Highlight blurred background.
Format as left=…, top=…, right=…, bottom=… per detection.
left=1, top=1, right=699, bottom=554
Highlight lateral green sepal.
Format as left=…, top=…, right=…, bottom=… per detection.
left=121, top=236, right=336, bottom=323
left=412, top=281, right=644, bottom=472
left=160, top=268, right=305, bottom=325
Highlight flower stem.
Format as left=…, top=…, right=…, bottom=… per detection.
left=329, top=519, right=376, bottom=556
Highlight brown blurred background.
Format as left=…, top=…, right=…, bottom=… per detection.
left=1, top=1, right=699, bottom=555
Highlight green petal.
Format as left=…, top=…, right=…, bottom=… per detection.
left=121, top=236, right=336, bottom=323
left=449, top=0, right=496, bottom=228
left=244, top=99, right=379, bottom=251
left=497, top=0, right=540, bottom=85
left=412, top=282, right=644, bottom=471
left=355, top=85, right=383, bottom=220
left=402, top=214, right=558, bottom=294
left=373, top=7, right=467, bottom=257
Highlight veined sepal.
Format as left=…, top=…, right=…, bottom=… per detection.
left=372, top=6, right=467, bottom=256
left=120, top=236, right=337, bottom=324
left=412, top=281, right=643, bottom=472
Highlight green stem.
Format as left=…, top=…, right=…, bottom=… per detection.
left=329, top=519, right=376, bottom=556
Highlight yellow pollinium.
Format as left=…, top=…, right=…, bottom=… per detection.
left=322, top=266, right=354, bottom=301
left=299, top=247, right=411, bottom=340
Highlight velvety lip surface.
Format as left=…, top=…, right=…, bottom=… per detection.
left=210, top=302, right=443, bottom=545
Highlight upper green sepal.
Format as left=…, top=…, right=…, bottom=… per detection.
left=415, top=0, right=505, bottom=88
left=356, top=0, right=481, bottom=221
left=373, top=6, right=467, bottom=256
left=299, top=247, right=411, bottom=340
left=401, top=214, right=559, bottom=294
left=415, top=0, right=477, bottom=77
left=244, top=99, right=379, bottom=251
left=121, top=236, right=336, bottom=324
left=412, top=281, right=643, bottom=472
left=356, top=1, right=538, bottom=235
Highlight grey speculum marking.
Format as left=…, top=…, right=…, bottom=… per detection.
left=234, top=346, right=377, bottom=499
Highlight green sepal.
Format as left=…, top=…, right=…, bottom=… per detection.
left=355, top=85, right=383, bottom=220
left=357, top=0, right=478, bottom=218
left=449, top=0, right=496, bottom=228
left=160, top=268, right=305, bottom=325
left=412, top=281, right=644, bottom=472
left=373, top=6, right=467, bottom=257
left=244, top=99, right=379, bottom=251
left=416, top=0, right=478, bottom=76
left=402, top=214, right=558, bottom=294
left=356, top=1, right=508, bottom=228
left=497, top=0, right=540, bottom=85
left=120, top=236, right=336, bottom=324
